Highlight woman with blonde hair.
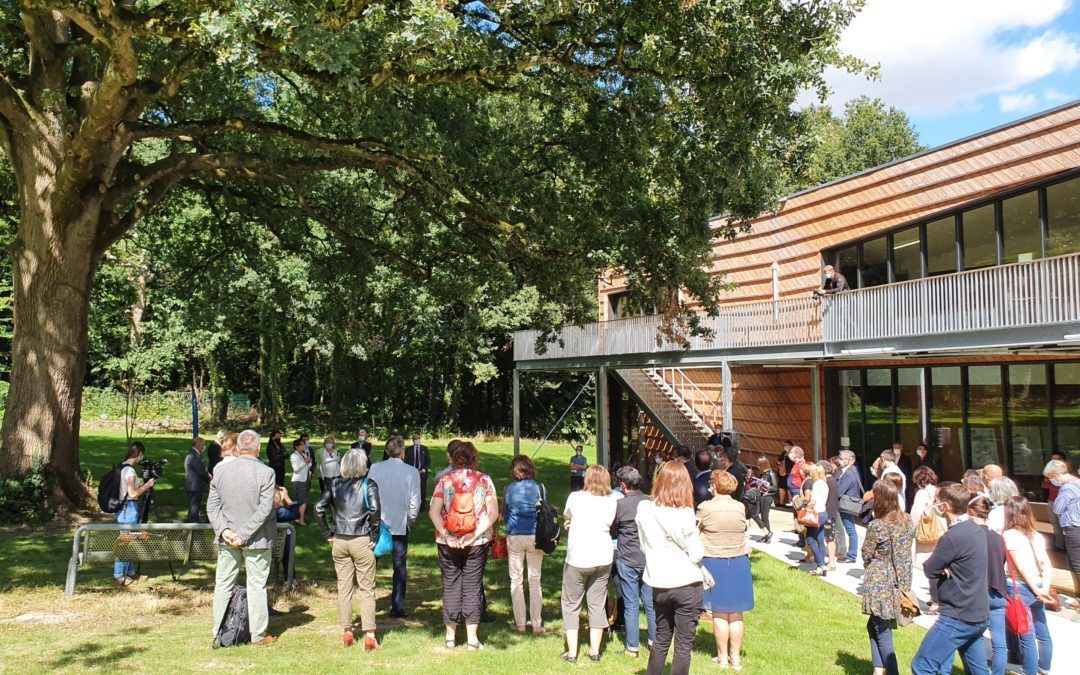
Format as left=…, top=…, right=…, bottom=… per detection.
left=315, top=449, right=381, bottom=650
left=637, top=462, right=706, bottom=675
left=698, top=470, right=754, bottom=670
left=560, top=464, right=618, bottom=664
left=805, top=462, right=830, bottom=576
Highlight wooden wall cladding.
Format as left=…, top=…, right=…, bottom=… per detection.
left=598, top=103, right=1080, bottom=311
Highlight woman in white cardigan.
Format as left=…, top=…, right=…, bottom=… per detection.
left=637, top=461, right=706, bottom=675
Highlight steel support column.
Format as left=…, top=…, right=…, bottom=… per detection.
left=512, top=368, right=521, bottom=457
left=811, top=364, right=823, bottom=460
left=721, top=360, right=733, bottom=430
left=596, top=366, right=609, bottom=467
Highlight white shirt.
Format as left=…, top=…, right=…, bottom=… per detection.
left=120, top=464, right=139, bottom=500
left=811, top=478, right=829, bottom=514
left=564, top=491, right=618, bottom=567
left=881, top=465, right=907, bottom=511
left=290, top=451, right=310, bottom=482
left=319, top=447, right=340, bottom=479
left=910, top=485, right=937, bottom=526
left=636, top=501, right=705, bottom=590
left=368, top=458, right=421, bottom=536
left=988, top=506, right=1005, bottom=534
left=1003, top=529, right=1051, bottom=589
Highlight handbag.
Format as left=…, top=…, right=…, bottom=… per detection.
left=491, top=522, right=508, bottom=559
left=915, top=496, right=946, bottom=544
left=1005, top=551, right=1032, bottom=635
left=360, top=478, right=394, bottom=557
left=796, top=506, right=820, bottom=528
left=839, top=495, right=863, bottom=516
left=888, top=528, right=921, bottom=627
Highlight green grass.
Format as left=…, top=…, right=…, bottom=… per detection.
left=0, top=430, right=937, bottom=673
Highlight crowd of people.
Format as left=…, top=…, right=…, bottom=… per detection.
left=109, top=428, right=1080, bottom=674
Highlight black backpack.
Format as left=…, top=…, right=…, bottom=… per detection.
left=97, top=464, right=127, bottom=514
left=534, top=483, right=561, bottom=554
left=213, top=587, right=251, bottom=648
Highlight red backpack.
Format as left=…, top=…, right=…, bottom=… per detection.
left=444, top=474, right=478, bottom=534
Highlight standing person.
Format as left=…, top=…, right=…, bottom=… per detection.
left=207, top=430, right=226, bottom=475
left=837, top=450, right=864, bottom=563
left=435, top=439, right=463, bottom=483
left=289, top=438, right=311, bottom=526
left=184, top=437, right=211, bottom=523
left=266, top=430, right=287, bottom=488
left=1001, top=496, right=1054, bottom=675
left=319, top=437, right=341, bottom=494
left=778, top=441, right=795, bottom=506
left=560, top=465, right=618, bottom=664
left=893, top=442, right=915, bottom=509
left=428, top=441, right=498, bottom=651
left=910, top=466, right=944, bottom=612
left=706, top=427, right=726, bottom=447
left=611, top=466, right=655, bottom=659
left=822, top=460, right=843, bottom=568
left=368, top=436, right=421, bottom=619
left=916, top=443, right=937, bottom=475
left=692, top=448, right=714, bottom=508
left=503, top=455, right=545, bottom=635
left=860, top=479, right=915, bottom=675
left=351, top=429, right=373, bottom=462
left=1045, top=459, right=1080, bottom=580
left=786, top=446, right=807, bottom=541
left=805, top=463, right=830, bottom=576
left=113, top=441, right=156, bottom=587
left=569, top=445, right=589, bottom=492
left=877, top=451, right=907, bottom=512
left=1042, top=452, right=1068, bottom=551
left=987, top=477, right=1020, bottom=534
left=698, top=471, right=754, bottom=670
left=637, top=461, right=706, bottom=675
left=967, top=493, right=1008, bottom=675
left=314, top=449, right=382, bottom=650
left=207, top=429, right=277, bottom=647
left=911, top=482, right=990, bottom=675
left=717, top=445, right=747, bottom=503
left=750, top=457, right=777, bottom=543
left=404, top=434, right=431, bottom=508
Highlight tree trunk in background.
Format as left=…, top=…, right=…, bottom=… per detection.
left=207, top=352, right=229, bottom=427
left=257, top=303, right=284, bottom=429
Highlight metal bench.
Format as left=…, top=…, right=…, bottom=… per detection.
left=65, top=523, right=295, bottom=596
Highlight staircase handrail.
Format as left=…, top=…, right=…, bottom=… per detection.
left=651, top=367, right=722, bottom=430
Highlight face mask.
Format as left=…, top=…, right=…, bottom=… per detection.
left=916, top=450, right=925, bottom=458
left=933, top=503, right=946, bottom=518
left=824, top=272, right=832, bottom=279
left=1051, top=479, right=1063, bottom=487
left=413, top=440, right=421, bottom=446
left=325, top=443, right=333, bottom=450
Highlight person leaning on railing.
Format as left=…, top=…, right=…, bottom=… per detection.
left=812, top=265, right=850, bottom=298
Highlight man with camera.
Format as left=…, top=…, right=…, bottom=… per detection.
left=208, top=429, right=278, bottom=647
left=185, top=437, right=212, bottom=523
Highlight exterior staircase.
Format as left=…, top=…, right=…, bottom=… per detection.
left=613, top=368, right=713, bottom=450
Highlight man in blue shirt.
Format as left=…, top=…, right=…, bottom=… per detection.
left=569, top=445, right=588, bottom=492
left=1046, top=459, right=1080, bottom=580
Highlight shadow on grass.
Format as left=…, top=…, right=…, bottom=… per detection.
left=836, top=650, right=873, bottom=672
left=45, top=642, right=149, bottom=670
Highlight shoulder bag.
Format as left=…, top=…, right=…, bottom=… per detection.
left=1005, top=551, right=1032, bottom=634
left=915, top=490, right=946, bottom=544
left=888, top=526, right=920, bottom=627
left=796, top=504, right=820, bottom=528
left=360, top=478, right=393, bottom=557
left=838, top=471, right=865, bottom=516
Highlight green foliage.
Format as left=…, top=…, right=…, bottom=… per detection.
left=81, top=387, right=192, bottom=425
left=0, top=456, right=54, bottom=524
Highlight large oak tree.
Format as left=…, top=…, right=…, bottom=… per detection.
left=0, top=0, right=861, bottom=510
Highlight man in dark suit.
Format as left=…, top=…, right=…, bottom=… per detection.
left=692, top=449, right=714, bottom=507
left=403, top=434, right=432, bottom=508
left=184, top=436, right=212, bottom=522
left=351, top=428, right=373, bottom=461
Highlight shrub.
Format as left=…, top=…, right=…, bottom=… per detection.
left=0, top=457, right=55, bottom=524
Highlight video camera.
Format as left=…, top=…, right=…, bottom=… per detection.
left=139, top=457, right=168, bottom=481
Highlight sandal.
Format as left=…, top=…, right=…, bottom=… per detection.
left=588, top=653, right=600, bottom=663
left=444, top=640, right=456, bottom=650
left=625, top=648, right=639, bottom=659
left=712, top=655, right=729, bottom=667
left=810, top=568, right=827, bottom=577
left=730, top=659, right=743, bottom=671
left=467, top=642, right=484, bottom=651
left=559, top=653, right=577, bottom=664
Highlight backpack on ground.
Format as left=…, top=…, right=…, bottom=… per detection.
left=213, top=587, right=251, bottom=648
left=444, top=474, right=477, bottom=534
left=534, top=483, right=561, bottom=554
left=97, top=464, right=128, bottom=514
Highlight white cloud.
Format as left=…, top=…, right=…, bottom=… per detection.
left=814, top=0, right=1080, bottom=116
left=1044, top=87, right=1075, bottom=103
left=999, top=92, right=1039, bottom=112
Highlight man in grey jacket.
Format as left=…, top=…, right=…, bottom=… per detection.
left=184, top=437, right=211, bottom=523
left=207, top=429, right=277, bottom=646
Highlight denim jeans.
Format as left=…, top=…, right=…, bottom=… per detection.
left=1007, top=580, right=1053, bottom=675
left=867, top=615, right=898, bottom=675
left=911, top=614, right=990, bottom=675
left=113, top=500, right=140, bottom=579
left=807, top=515, right=828, bottom=567
left=986, top=591, right=1007, bottom=675
left=615, top=560, right=656, bottom=650
left=391, top=534, right=409, bottom=615
left=840, top=513, right=859, bottom=561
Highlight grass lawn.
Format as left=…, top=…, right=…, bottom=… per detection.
left=0, top=430, right=939, bottom=673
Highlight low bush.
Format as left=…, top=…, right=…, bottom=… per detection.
left=0, top=458, right=54, bottom=525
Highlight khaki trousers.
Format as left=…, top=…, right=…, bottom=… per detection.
left=507, top=534, right=544, bottom=629
left=211, top=547, right=271, bottom=642
left=332, top=535, right=377, bottom=631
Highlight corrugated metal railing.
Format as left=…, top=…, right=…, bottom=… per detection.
left=823, top=251, right=1080, bottom=343
left=514, top=252, right=1080, bottom=361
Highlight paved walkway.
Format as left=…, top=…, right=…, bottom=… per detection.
left=748, top=507, right=1080, bottom=674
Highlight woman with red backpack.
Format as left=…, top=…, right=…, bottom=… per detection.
left=429, top=441, right=499, bottom=651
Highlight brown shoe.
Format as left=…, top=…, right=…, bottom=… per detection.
left=532, top=627, right=547, bottom=636
left=252, top=636, right=278, bottom=646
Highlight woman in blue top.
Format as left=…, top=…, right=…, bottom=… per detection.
left=503, top=455, right=545, bottom=634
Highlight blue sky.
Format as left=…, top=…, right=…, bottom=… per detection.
left=812, top=0, right=1080, bottom=148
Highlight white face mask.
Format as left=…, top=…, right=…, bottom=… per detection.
left=358, top=436, right=366, bottom=443
left=413, top=440, right=421, bottom=446
left=1051, top=478, right=1063, bottom=487
left=325, top=443, right=333, bottom=450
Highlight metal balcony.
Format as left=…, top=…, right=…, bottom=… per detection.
left=514, top=251, right=1080, bottom=366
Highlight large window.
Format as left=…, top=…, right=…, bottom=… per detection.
left=967, top=366, right=1005, bottom=470
left=1055, top=363, right=1080, bottom=472
left=1047, top=177, right=1080, bottom=257
left=926, top=216, right=957, bottom=276
left=862, top=237, right=889, bottom=287
left=1002, top=191, right=1041, bottom=263
left=963, top=204, right=998, bottom=270
left=892, top=227, right=922, bottom=282
left=930, top=367, right=965, bottom=480
left=1007, top=365, right=1050, bottom=484
left=864, top=369, right=893, bottom=453
left=836, top=245, right=860, bottom=289
left=838, top=369, right=866, bottom=465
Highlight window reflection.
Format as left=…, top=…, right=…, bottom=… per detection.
left=963, top=204, right=997, bottom=269
left=1001, top=191, right=1041, bottom=263
left=892, top=227, right=922, bottom=282
left=862, top=237, right=888, bottom=287
left=926, top=217, right=957, bottom=276
left=1047, top=177, right=1080, bottom=257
